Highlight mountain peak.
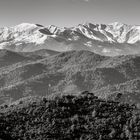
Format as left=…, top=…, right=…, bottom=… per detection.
left=15, top=22, right=37, bottom=27
left=13, top=23, right=38, bottom=31
left=14, top=23, right=37, bottom=27
left=0, top=22, right=140, bottom=56
left=108, top=22, right=125, bottom=26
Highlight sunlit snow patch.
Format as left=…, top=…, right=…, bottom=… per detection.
left=84, top=41, right=92, bottom=47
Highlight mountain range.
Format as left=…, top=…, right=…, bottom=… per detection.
left=1, top=22, right=140, bottom=56
left=0, top=49, right=139, bottom=106
left=0, top=22, right=140, bottom=106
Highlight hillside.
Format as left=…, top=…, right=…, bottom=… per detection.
left=19, top=49, right=59, bottom=59
left=0, top=49, right=31, bottom=68
left=0, top=91, right=139, bottom=140
left=0, top=50, right=140, bottom=105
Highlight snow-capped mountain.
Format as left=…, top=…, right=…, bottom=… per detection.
left=1, top=22, right=140, bottom=56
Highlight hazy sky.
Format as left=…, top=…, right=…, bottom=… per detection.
left=0, top=0, right=140, bottom=27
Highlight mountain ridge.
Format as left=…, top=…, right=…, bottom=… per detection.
left=0, top=49, right=140, bottom=105
left=1, top=22, right=140, bottom=56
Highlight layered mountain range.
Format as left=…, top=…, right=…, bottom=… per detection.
left=0, top=22, right=140, bottom=106
left=1, top=22, right=140, bottom=140
left=1, top=22, right=140, bottom=56
left=0, top=49, right=139, bottom=106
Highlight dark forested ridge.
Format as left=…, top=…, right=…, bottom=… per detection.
left=0, top=91, right=140, bottom=140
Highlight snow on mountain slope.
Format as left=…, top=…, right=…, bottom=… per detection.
left=1, top=22, right=140, bottom=56
left=0, top=23, right=47, bottom=49
left=0, top=23, right=71, bottom=52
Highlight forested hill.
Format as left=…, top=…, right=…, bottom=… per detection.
left=0, top=91, right=140, bottom=140
left=1, top=49, right=140, bottom=106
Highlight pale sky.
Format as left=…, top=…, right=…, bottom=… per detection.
left=0, top=0, right=140, bottom=27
